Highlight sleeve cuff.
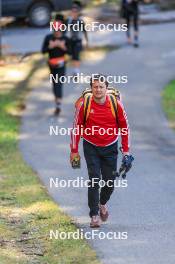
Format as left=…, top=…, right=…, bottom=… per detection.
left=70, top=146, right=78, bottom=153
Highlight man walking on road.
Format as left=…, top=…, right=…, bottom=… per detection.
left=66, top=1, right=88, bottom=77
left=121, top=0, right=140, bottom=47
left=70, top=74, right=131, bottom=228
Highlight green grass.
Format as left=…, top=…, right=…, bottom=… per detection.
left=162, top=80, right=175, bottom=130
left=86, top=0, right=120, bottom=7
left=0, top=55, right=100, bottom=264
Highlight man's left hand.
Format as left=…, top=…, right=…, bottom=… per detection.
left=119, top=154, right=134, bottom=179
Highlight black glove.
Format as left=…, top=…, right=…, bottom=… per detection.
left=118, top=154, right=134, bottom=179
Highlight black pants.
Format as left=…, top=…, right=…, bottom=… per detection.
left=83, top=140, right=118, bottom=217
left=126, top=9, right=139, bottom=37
left=49, top=66, right=65, bottom=99
left=70, top=40, right=83, bottom=61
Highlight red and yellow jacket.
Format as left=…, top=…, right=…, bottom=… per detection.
left=70, top=95, right=130, bottom=153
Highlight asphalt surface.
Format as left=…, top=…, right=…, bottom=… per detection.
left=20, top=23, right=175, bottom=264
left=2, top=25, right=125, bottom=54
left=2, top=10, right=175, bottom=54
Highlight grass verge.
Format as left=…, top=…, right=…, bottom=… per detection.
left=162, top=80, right=175, bottom=130
left=0, top=54, right=100, bottom=264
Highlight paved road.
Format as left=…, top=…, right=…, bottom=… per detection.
left=2, top=26, right=125, bottom=54
left=20, top=23, right=175, bottom=264
left=2, top=10, right=175, bottom=54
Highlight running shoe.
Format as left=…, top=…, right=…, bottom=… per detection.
left=90, top=215, right=101, bottom=228
left=54, top=107, right=61, bottom=116
left=99, top=204, right=109, bottom=222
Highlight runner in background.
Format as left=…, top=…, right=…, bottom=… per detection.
left=41, top=19, right=69, bottom=116
left=121, top=0, right=140, bottom=47
left=66, top=1, right=88, bottom=78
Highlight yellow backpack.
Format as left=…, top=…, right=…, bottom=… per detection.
left=75, top=87, right=121, bottom=125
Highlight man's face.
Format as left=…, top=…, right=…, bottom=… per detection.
left=54, top=30, right=62, bottom=38
left=71, top=8, right=79, bottom=19
left=91, top=80, right=107, bottom=100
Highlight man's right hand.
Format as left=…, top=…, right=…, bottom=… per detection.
left=49, top=40, right=57, bottom=49
left=55, top=40, right=66, bottom=50
left=70, top=152, right=81, bottom=169
left=70, top=152, right=79, bottom=162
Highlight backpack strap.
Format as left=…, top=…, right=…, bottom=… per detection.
left=83, top=94, right=92, bottom=125
left=75, top=96, right=83, bottom=108
left=107, top=87, right=121, bottom=100
left=108, top=94, right=119, bottom=127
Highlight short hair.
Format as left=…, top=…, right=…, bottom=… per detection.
left=55, top=14, right=64, bottom=22
left=72, top=1, right=82, bottom=10
left=90, top=73, right=109, bottom=88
